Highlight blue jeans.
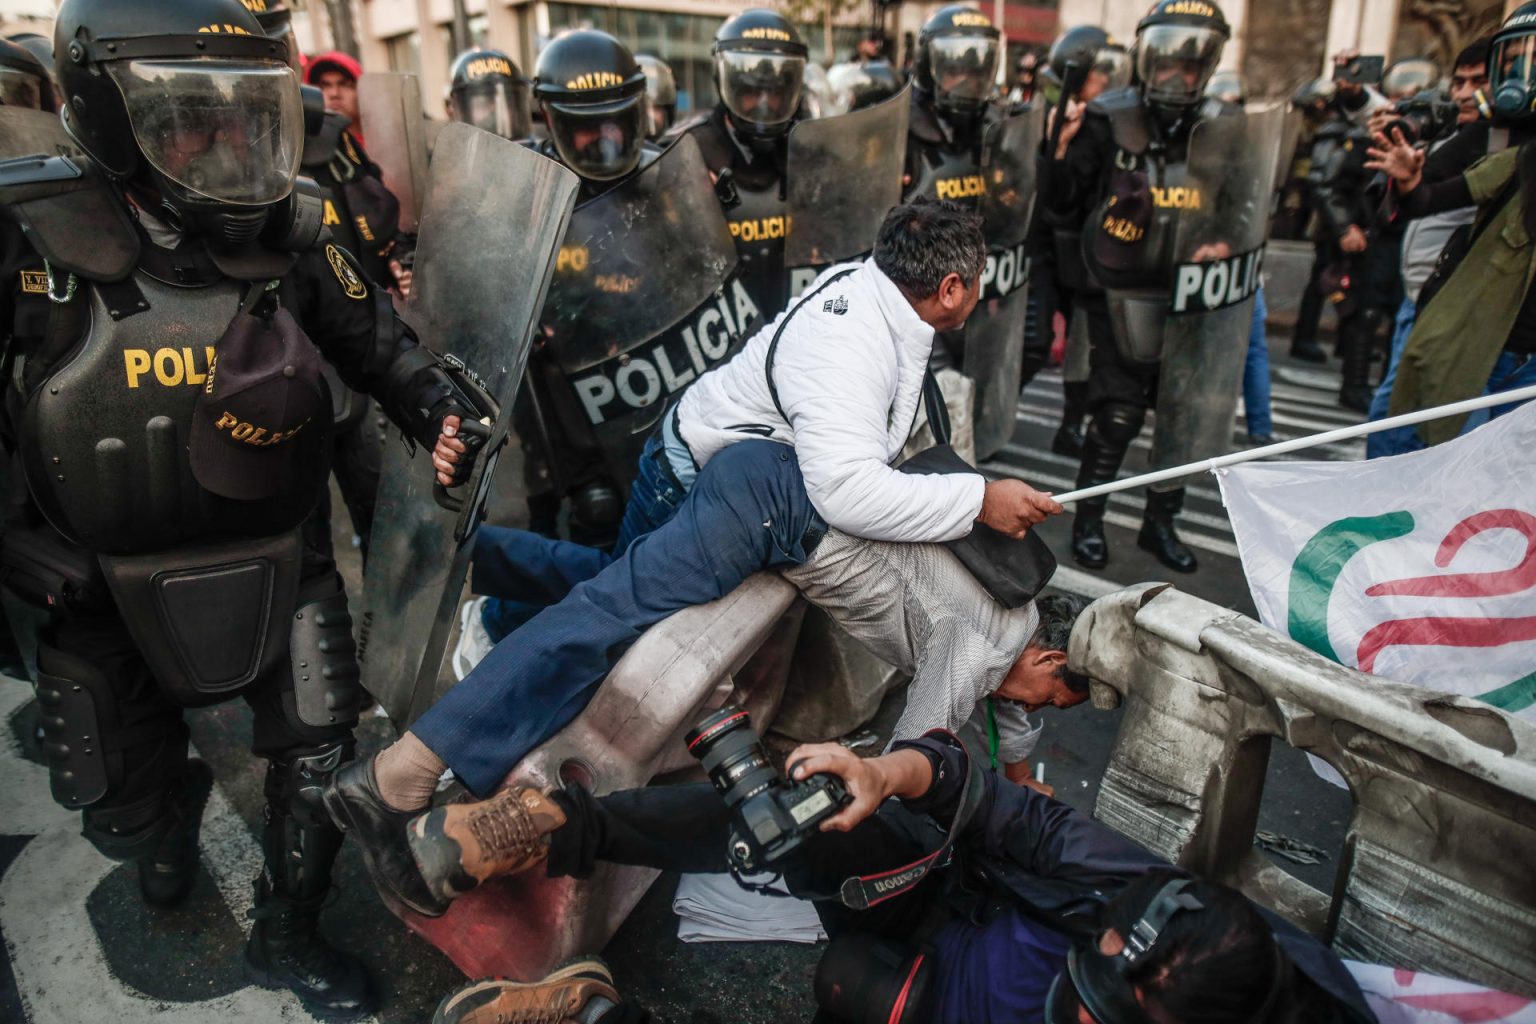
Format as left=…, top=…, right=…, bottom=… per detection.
left=478, top=433, right=687, bottom=641
left=1243, top=286, right=1273, bottom=438
left=1367, top=331, right=1536, bottom=458
left=415, top=439, right=825, bottom=796
left=1366, top=297, right=1419, bottom=459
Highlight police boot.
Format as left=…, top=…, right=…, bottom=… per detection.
left=1337, top=313, right=1378, bottom=413
left=1052, top=380, right=1088, bottom=457
left=139, top=759, right=214, bottom=908
left=1137, top=488, right=1198, bottom=574
left=1070, top=429, right=1126, bottom=570
left=245, top=746, right=376, bottom=1020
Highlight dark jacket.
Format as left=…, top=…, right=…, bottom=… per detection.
left=891, top=732, right=1378, bottom=1024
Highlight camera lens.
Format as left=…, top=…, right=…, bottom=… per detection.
left=685, top=705, right=780, bottom=809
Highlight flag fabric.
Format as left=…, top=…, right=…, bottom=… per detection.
left=1217, top=402, right=1536, bottom=723
left=1345, top=961, right=1536, bottom=1023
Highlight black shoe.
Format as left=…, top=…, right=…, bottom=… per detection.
left=1138, top=490, right=1198, bottom=573
left=1289, top=339, right=1327, bottom=363
left=138, top=759, right=214, bottom=909
left=1051, top=424, right=1085, bottom=457
left=322, top=757, right=449, bottom=917
left=1339, top=385, right=1372, bottom=413
left=1071, top=509, right=1109, bottom=569
left=245, top=876, right=376, bottom=1020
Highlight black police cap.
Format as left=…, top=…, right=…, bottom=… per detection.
left=713, top=9, right=808, bottom=57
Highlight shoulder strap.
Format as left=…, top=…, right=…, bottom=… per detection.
left=763, top=266, right=861, bottom=424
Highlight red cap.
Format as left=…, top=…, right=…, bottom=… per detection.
left=305, top=50, right=362, bottom=84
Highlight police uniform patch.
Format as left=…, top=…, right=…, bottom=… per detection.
left=19, top=270, right=48, bottom=294
left=326, top=244, right=368, bottom=300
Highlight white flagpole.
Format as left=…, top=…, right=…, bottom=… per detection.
left=1047, top=383, right=1536, bottom=505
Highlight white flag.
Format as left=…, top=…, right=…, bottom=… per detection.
left=1217, top=402, right=1536, bottom=723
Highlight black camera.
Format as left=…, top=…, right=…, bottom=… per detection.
left=1385, top=89, right=1460, bottom=144
left=686, top=705, right=851, bottom=873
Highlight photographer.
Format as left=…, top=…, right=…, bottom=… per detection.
left=1365, top=5, right=1536, bottom=446
left=1366, top=39, right=1494, bottom=457
left=412, top=731, right=1376, bottom=1024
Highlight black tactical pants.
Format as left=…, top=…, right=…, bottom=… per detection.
left=1081, top=293, right=1159, bottom=441
left=36, top=515, right=355, bottom=856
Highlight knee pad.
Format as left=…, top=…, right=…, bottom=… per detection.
left=289, top=580, right=362, bottom=730
left=1087, top=402, right=1146, bottom=450
left=82, top=788, right=173, bottom=861
left=35, top=642, right=182, bottom=810
left=570, top=480, right=624, bottom=531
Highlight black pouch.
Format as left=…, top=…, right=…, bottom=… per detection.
left=0, top=524, right=107, bottom=611
left=341, top=174, right=401, bottom=258
left=814, top=933, right=934, bottom=1024
left=898, top=445, right=1057, bottom=608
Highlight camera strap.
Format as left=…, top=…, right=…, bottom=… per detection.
left=832, top=760, right=973, bottom=911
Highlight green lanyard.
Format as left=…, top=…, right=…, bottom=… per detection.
left=986, top=700, right=1000, bottom=770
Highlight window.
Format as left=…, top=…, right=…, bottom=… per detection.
left=384, top=31, right=421, bottom=76
left=545, top=3, right=724, bottom=114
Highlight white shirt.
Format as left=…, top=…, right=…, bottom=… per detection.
left=675, top=261, right=986, bottom=543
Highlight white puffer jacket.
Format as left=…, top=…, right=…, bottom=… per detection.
left=676, top=261, right=985, bottom=542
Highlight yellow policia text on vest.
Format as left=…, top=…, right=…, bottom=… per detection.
left=466, top=57, right=514, bottom=80
left=213, top=410, right=310, bottom=447
left=557, top=245, right=590, bottom=273
left=123, top=346, right=217, bottom=389
left=565, top=72, right=624, bottom=90
left=935, top=175, right=986, bottom=201
left=326, top=244, right=369, bottom=300
left=728, top=214, right=791, bottom=243
left=354, top=215, right=376, bottom=243
left=1151, top=186, right=1201, bottom=210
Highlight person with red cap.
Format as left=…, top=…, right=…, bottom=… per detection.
left=307, top=50, right=365, bottom=143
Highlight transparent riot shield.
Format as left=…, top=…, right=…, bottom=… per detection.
left=1149, top=104, right=1286, bottom=476
left=362, top=123, right=578, bottom=728
left=0, top=106, right=82, bottom=161
left=783, top=85, right=910, bottom=271
left=540, top=134, right=739, bottom=485
left=965, top=107, right=1042, bottom=459
left=358, top=72, right=429, bottom=233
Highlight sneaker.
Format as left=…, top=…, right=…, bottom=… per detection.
left=433, top=958, right=619, bottom=1024
left=451, top=596, right=494, bottom=680
left=408, top=786, right=567, bottom=905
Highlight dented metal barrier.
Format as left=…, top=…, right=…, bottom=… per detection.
left=400, top=572, right=804, bottom=980
left=1072, top=584, right=1536, bottom=996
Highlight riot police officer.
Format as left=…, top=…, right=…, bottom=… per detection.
left=636, top=54, right=678, bottom=139
left=0, top=0, right=479, bottom=1014
left=1050, top=0, right=1250, bottom=573
left=670, top=8, right=808, bottom=316
left=905, top=4, right=1002, bottom=193
left=447, top=47, right=533, bottom=141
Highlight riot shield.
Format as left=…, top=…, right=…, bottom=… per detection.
left=362, top=123, right=578, bottom=728
left=357, top=72, right=429, bottom=233
left=539, top=134, right=739, bottom=486
left=0, top=106, right=82, bottom=161
left=1149, top=104, right=1286, bottom=476
left=783, top=85, right=910, bottom=273
left=965, top=106, right=1042, bottom=459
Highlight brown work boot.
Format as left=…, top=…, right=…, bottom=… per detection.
left=432, top=958, right=619, bottom=1024
left=408, top=786, right=566, bottom=904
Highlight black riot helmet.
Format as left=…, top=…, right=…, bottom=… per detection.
left=1383, top=57, right=1438, bottom=100
left=249, top=1, right=301, bottom=72
left=1048, top=25, right=1132, bottom=96
left=916, top=5, right=1001, bottom=115
left=54, top=0, right=301, bottom=215
left=450, top=48, right=532, bottom=140
left=712, top=9, right=807, bottom=139
left=0, top=38, right=51, bottom=110
left=1490, top=2, right=1536, bottom=124
left=1044, top=875, right=1295, bottom=1024
left=635, top=54, right=677, bottom=138
left=533, top=30, right=647, bottom=182
left=1133, top=0, right=1230, bottom=112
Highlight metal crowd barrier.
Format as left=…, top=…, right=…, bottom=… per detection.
left=1072, top=583, right=1536, bottom=996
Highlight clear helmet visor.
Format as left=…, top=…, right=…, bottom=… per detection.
left=718, top=50, right=805, bottom=130
left=0, top=68, right=42, bottom=109
left=1492, top=33, right=1536, bottom=118
left=1134, top=25, right=1225, bottom=107
left=108, top=59, right=302, bottom=206
left=547, top=94, right=646, bottom=181
left=929, top=35, right=999, bottom=108
left=452, top=78, right=531, bottom=140
left=1096, top=48, right=1132, bottom=91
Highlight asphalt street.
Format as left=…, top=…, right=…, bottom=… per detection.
left=0, top=328, right=1360, bottom=1024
